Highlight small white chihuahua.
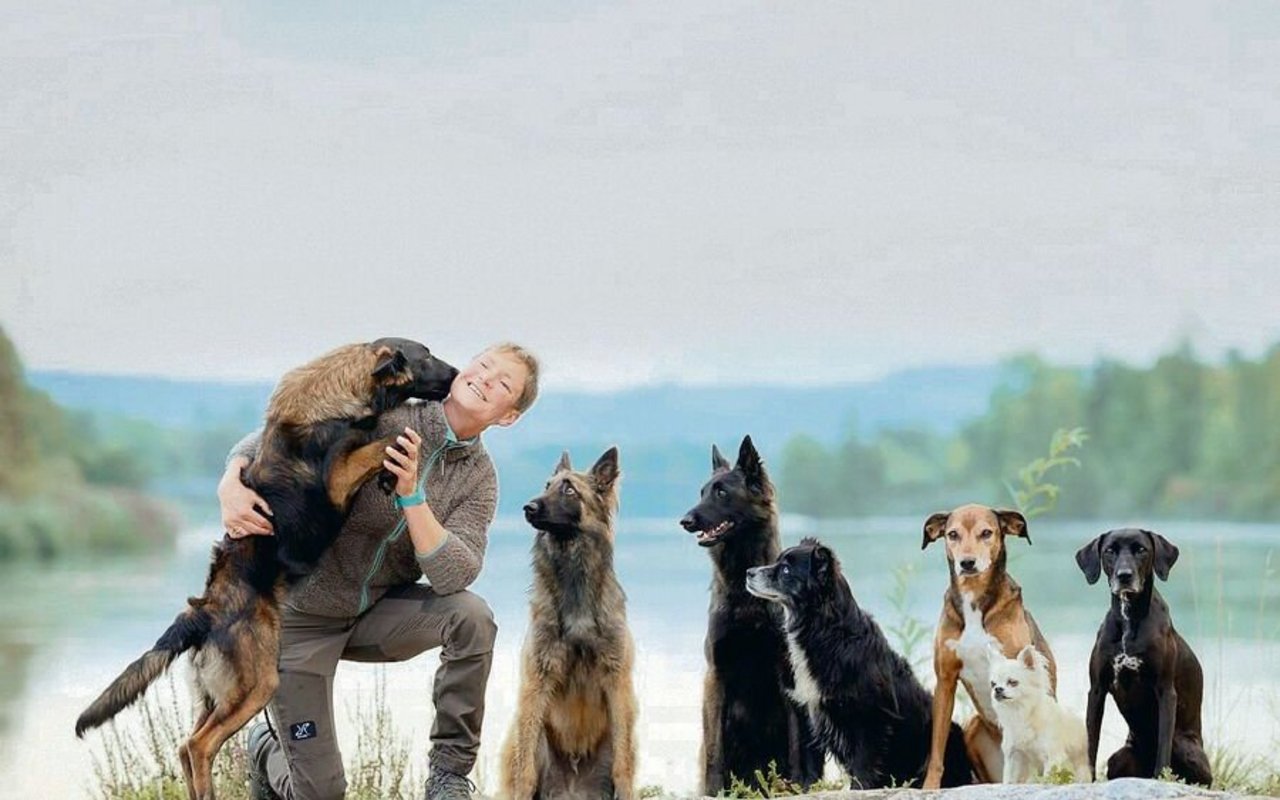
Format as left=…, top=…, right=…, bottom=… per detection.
left=990, top=644, right=1091, bottom=783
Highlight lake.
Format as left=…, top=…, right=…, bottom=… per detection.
left=0, top=516, right=1276, bottom=798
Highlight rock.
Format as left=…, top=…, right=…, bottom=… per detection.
left=753, top=778, right=1263, bottom=800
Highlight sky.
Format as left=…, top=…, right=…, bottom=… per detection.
left=2, top=1, right=1278, bottom=389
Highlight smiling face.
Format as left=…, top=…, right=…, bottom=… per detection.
left=448, top=348, right=529, bottom=430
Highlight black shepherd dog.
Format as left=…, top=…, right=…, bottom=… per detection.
left=679, top=436, right=823, bottom=795
left=746, top=538, right=974, bottom=789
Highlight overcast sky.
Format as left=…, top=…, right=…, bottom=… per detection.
left=2, top=1, right=1277, bottom=389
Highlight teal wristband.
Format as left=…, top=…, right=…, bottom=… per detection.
left=395, top=489, right=427, bottom=508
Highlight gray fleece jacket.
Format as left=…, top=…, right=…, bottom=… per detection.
left=227, top=399, right=497, bottom=617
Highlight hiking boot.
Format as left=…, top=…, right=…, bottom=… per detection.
left=424, top=766, right=476, bottom=800
left=246, top=720, right=281, bottom=800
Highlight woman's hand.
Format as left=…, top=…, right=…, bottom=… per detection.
left=383, top=427, right=423, bottom=498
left=218, top=456, right=274, bottom=538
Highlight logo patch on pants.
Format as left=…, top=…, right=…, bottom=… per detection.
left=289, top=721, right=317, bottom=741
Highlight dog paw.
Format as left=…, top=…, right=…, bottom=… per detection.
left=377, top=468, right=397, bottom=495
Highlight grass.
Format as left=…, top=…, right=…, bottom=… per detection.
left=90, top=675, right=250, bottom=800
left=720, top=761, right=846, bottom=798
left=92, top=670, right=429, bottom=800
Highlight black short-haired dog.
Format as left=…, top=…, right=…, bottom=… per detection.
left=746, top=538, right=974, bottom=789
left=1075, top=528, right=1212, bottom=785
left=679, top=436, right=824, bottom=795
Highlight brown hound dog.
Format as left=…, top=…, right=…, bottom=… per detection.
left=921, top=504, right=1057, bottom=787
left=74, top=339, right=456, bottom=800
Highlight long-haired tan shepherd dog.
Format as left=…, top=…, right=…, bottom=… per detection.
left=679, top=436, right=824, bottom=795
left=74, top=338, right=457, bottom=800
left=500, top=447, right=638, bottom=800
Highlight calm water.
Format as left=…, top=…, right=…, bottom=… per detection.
left=0, top=517, right=1276, bottom=798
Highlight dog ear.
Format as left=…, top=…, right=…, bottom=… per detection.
left=1075, top=533, right=1106, bottom=584
left=589, top=447, right=620, bottom=492
left=555, top=450, right=572, bottom=474
left=811, top=543, right=833, bottom=581
left=1018, top=644, right=1038, bottom=671
left=922, top=512, right=949, bottom=550
left=736, top=435, right=767, bottom=492
left=372, top=346, right=408, bottom=381
left=995, top=508, right=1031, bottom=544
left=1145, top=529, right=1180, bottom=581
left=711, top=444, right=730, bottom=473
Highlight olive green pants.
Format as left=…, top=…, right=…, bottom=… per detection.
left=260, top=585, right=497, bottom=800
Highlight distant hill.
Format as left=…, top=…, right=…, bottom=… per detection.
left=27, top=371, right=274, bottom=430
left=28, top=366, right=1002, bottom=515
left=28, top=365, right=999, bottom=446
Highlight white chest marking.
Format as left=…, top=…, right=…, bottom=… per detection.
left=1113, top=597, right=1143, bottom=678
left=784, top=625, right=823, bottom=709
left=946, top=593, right=999, bottom=722
left=1113, top=652, right=1143, bottom=673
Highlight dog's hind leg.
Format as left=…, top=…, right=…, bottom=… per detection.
left=1105, top=744, right=1146, bottom=779
left=179, top=698, right=214, bottom=800
left=1172, top=735, right=1213, bottom=787
left=185, top=678, right=278, bottom=800
left=185, top=646, right=280, bottom=800
left=962, top=715, right=1002, bottom=783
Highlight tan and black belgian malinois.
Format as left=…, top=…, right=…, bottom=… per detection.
left=500, top=447, right=638, bottom=800
left=74, top=338, right=457, bottom=800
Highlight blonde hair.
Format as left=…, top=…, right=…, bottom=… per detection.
left=481, top=342, right=540, bottom=413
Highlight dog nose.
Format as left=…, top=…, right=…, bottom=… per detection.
left=523, top=501, right=541, bottom=518
left=1116, top=569, right=1134, bottom=582
left=679, top=514, right=698, bottom=532
left=960, top=558, right=977, bottom=572
left=993, top=686, right=1006, bottom=698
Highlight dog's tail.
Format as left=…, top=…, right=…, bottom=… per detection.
left=74, top=606, right=212, bottom=737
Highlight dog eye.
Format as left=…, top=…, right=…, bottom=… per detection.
left=946, top=530, right=959, bottom=541
left=1007, top=679, right=1018, bottom=687
left=980, top=529, right=993, bottom=539
left=1133, top=545, right=1146, bottom=554
left=715, top=487, right=728, bottom=500
left=562, top=484, right=576, bottom=496
left=781, top=564, right=791, bottom=575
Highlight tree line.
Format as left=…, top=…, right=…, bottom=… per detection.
left=779, top=343, right=1280, bottom=520
left=0, top=326, right=176, bottom=558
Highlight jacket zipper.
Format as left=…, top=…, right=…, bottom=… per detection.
left=356, top=435, right=471, bottom=613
